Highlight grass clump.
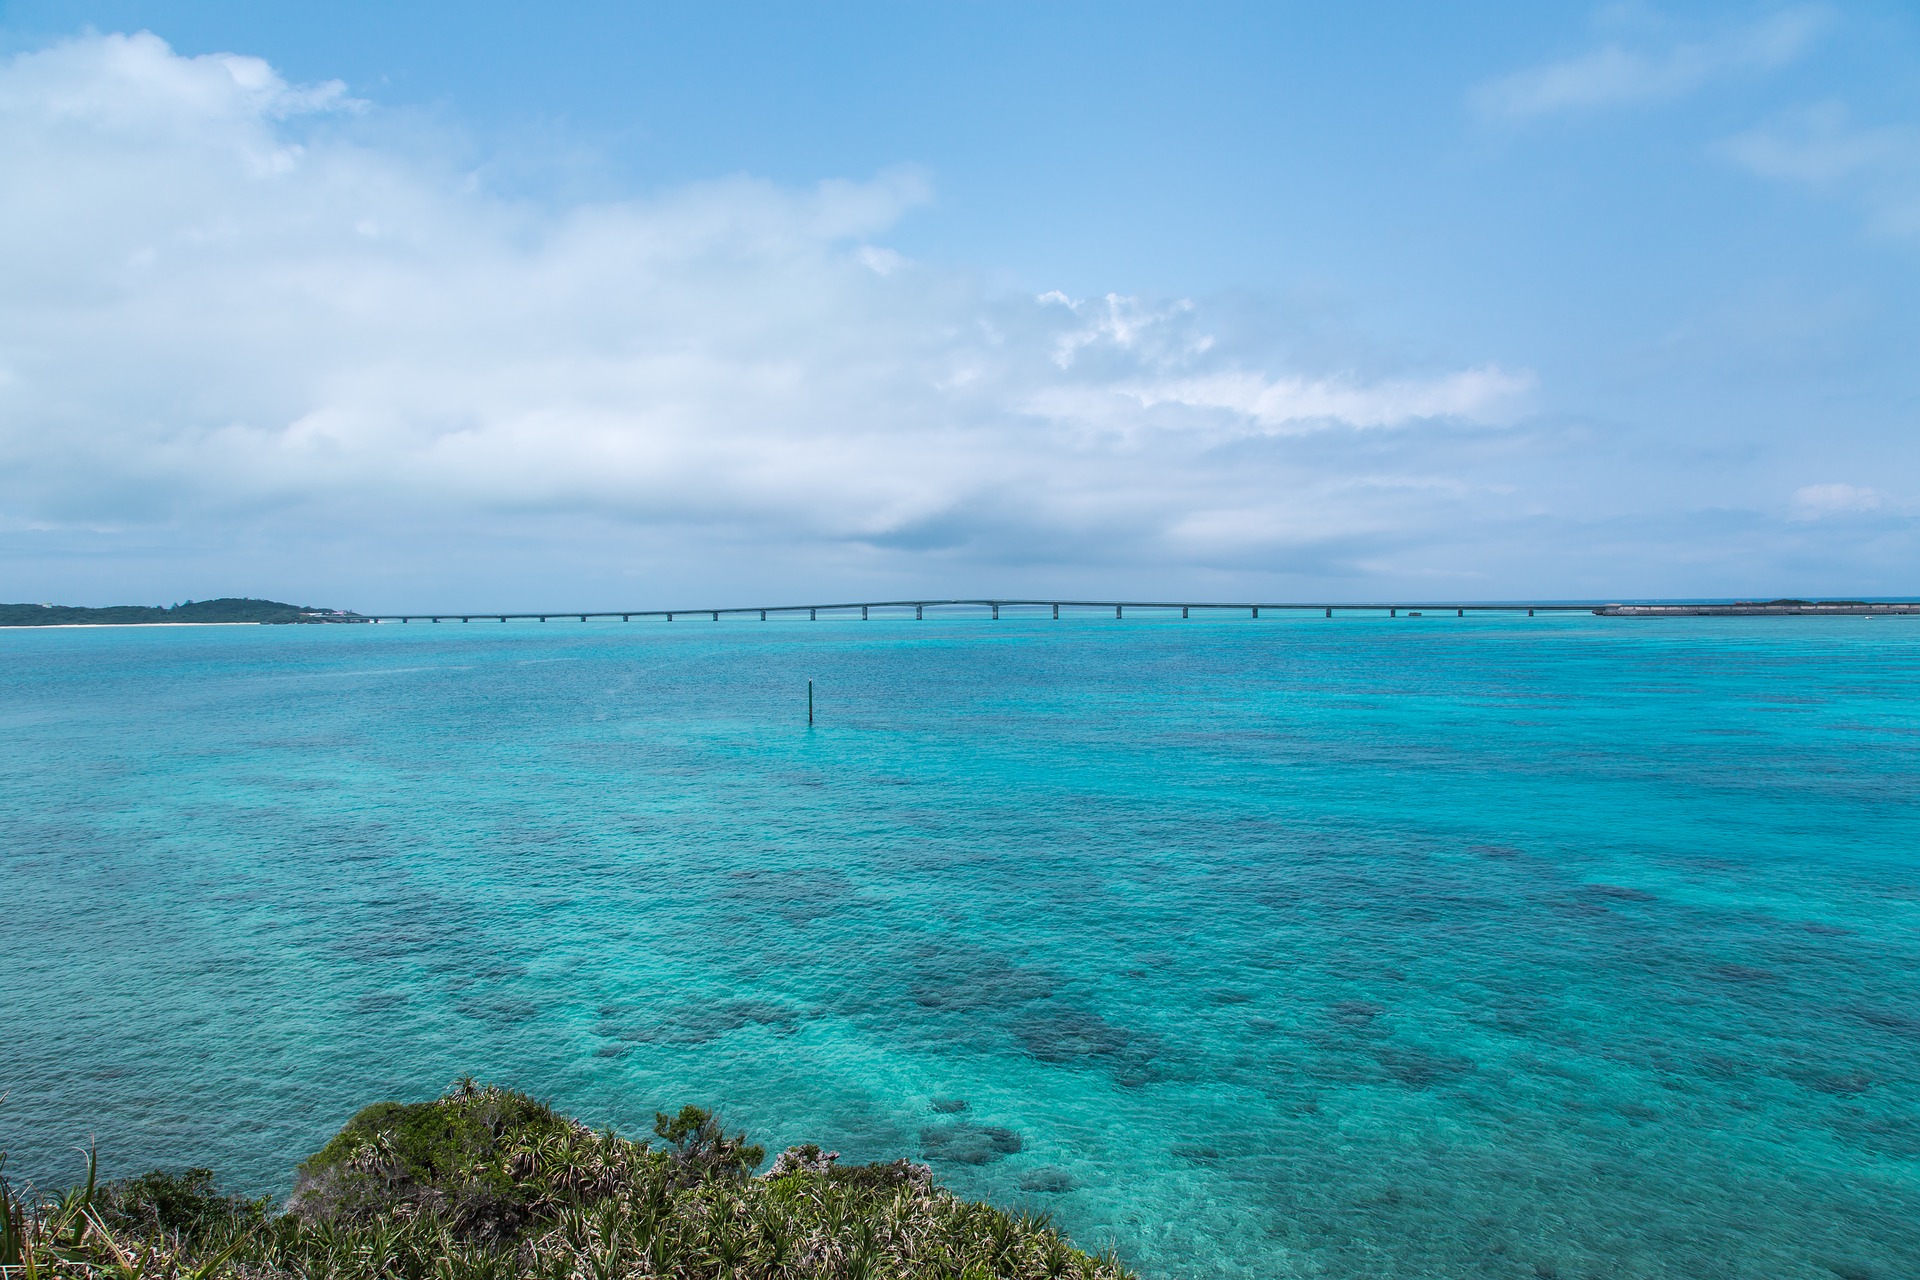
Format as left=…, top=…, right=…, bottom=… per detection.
left=1, top=1077, right=1135, bottom=1279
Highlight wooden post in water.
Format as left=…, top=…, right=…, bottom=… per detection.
left=808, top=679, right=813, bottom=725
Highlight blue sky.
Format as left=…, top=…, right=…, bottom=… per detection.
left=0, top=1, right=1914, bottom=608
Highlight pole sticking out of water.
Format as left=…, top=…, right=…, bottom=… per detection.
left=808, top=679, right=814, bottom=725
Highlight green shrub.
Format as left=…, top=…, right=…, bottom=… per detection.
left=5, top=1078, right=1136, bottom=1279
left=93, top=1167, right=268, bottom=1240
left=653, top=1104, right=765, bottom=1185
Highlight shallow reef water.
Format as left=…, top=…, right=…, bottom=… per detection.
left=3, top=614, right=1919, bottom=1279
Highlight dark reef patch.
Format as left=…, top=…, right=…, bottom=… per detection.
left=1374, top=1045, right=1475, bottom=1089
left=1009, top=1005, right=1163, bottom=1085
left=1470, top=844, right=1524, bottom=860
left=1580, top=884, right=1657, bottom=903
left=1849, top=1006, right=1920, bottom=1041
left=722, top=867, right=856, bottom=927
left=1019, top=1166, right=1078, bottom=1193
left=603, top=999, right=804, bottom=1046
left=1788, top=1068, right=1873, bottom=1096
left=1330, top=1000, right=1385, bottom=1027
left=903, top=943, right=1055, bottom=1012
left=455, top=997, right=539, bottom=1026
left=1828, top=1108, right=1920, bottom=1159
left=1694, top=1053, right=1748, bottom=1081
left=920, top=1122, right=1023, bottom=1165
left=1169, top=1144, right=1221, bottom=1163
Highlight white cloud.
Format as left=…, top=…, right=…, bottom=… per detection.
left=1019, top=365, right=1532, bottom=444
left=1791, top=482, right=1883, bottom=519
left=1473, top=6, right=1826, bottom=121
left=1117, top=366, right=1534, bottom=433
left=0, top=31, right=1536, bottom=594
left=1724, top=104, right=1920, bottom=237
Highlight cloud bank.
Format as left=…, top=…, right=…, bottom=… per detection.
left=1, top=31, right=1908, bottom=606
left=0, top=32, right=1559, bottom=604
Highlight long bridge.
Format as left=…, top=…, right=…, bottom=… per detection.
left=329, top=598, right=1920, bottom=623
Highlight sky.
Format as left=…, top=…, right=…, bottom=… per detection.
left=0, top=1, right=1915, bottom=610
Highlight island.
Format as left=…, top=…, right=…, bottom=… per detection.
left=0, top=598, right=367, bottom=626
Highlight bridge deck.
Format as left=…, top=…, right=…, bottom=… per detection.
left=346, top=599, right=1920, bottom=623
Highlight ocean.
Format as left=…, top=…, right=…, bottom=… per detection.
left=2, top=613, right=1916, bottom=1279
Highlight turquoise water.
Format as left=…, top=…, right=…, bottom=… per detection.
left=3, top=615, right=1917, bottom=1279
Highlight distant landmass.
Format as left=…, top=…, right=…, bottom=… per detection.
left=0, top=597, right=366, bottom=626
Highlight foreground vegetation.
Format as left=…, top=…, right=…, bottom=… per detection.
left=0, top=1080, right=1132, bottom=1280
